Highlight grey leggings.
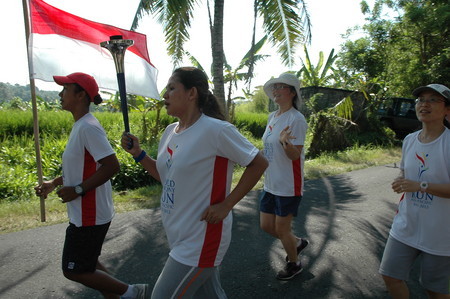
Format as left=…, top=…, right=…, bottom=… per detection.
left=151, top=256, right=228, bottom=299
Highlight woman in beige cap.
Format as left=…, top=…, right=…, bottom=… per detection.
left=379, top=83, right=450, bottom=298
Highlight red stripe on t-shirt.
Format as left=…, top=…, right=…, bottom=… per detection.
left=82, top=149, right=97, bottom=226
left=396, top=193, right=405, bottom=215
left=292, top=159, right=302, bottom=196
left=198, top=156, right=228, bottom=267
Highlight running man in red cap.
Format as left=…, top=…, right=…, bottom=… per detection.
left=35, top=72, right=149, bottom=298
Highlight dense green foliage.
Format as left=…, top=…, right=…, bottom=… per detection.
left=337, top=0, right=449, bottom=96
left=0, top=111, right=167, bottom=201
left=0, top=105, right=400, bottom=203
left=0, top=110, right=267, bottom=202
left=233, top=112, right=268, bottom=138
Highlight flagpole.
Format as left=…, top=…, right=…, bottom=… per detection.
left=22, top=0, right=46, bottom=222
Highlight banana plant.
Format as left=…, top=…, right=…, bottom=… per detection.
left=297, top=45, right=338, bottom=87
left=127, top=94, right=165, bottom=142
left=223, top=36, right=269, bottom=115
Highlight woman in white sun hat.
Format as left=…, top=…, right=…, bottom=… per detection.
left=259, top=72, right=309, bottom=280
left=379, top=83, right=450, bottom=298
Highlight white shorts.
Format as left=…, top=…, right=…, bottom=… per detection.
left=151, top=256, right=227, bottom=299
left=379, top=235, right=450, bottom=294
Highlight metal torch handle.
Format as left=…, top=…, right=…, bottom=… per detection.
left=100, top=36, right=134, bottom=149
left=116, top=72, right=130, bottom=133
left=117, top=72, right=133, bottom=149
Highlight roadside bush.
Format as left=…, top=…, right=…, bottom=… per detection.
left=112, top=140, right=160, bottom=190
left=6, top=108, right=402, bottom=202
left=0, top=163, right=36, bottom=201
left=233, top=112, right=267, bottom=138
left=0, top=135, right=42, bottom=201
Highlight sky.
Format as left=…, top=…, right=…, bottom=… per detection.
left=0, top=0, right=373, bottom=95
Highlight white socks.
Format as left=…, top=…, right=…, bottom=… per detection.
left=121, top=285, right=136, bottom=299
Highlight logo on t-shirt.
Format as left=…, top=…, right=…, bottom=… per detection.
left=411, top=152, right=433, bottom=209
left=264, top=125, right=274, bottom=142
left=166, top=144, right=178, bottom=170
left=416, top=152, right=429, bottom=178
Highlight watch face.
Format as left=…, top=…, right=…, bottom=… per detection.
left=75, top=185, right=83, bottom=194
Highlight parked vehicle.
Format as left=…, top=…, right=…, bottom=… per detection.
left=377, top=97, right=422, bottom=138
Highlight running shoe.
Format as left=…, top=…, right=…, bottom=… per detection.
left=276, top=261, right=303, bottom=280
left=133, top=284, right=149, bottom=299
left=285, top=238, right=309, bottom=262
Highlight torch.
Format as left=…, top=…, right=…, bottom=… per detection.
left=100, top=35, right=134, bottom=134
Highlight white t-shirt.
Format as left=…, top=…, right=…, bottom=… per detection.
left=262, top=107, right=307, bottom=196
left=156, top=114, right=259, bottom=267
left=390, top=128, right=450, bottom=256
left=62, top=113, right=115, bottom=227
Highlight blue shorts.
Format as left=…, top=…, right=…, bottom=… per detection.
left=259, top=191, right=302, bottom=217
left=62, top=222, right=110, bottom=273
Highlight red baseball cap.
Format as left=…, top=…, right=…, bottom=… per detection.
left=53, top=72, right=100, bottom=102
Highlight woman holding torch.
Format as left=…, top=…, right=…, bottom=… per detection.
left=121, top=67, right=268, bottom=298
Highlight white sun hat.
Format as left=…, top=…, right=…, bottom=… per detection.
left=263, top=72, right=301, bottom=109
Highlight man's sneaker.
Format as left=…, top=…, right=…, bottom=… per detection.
left=285, top=238, right=309, bottom=262
left=276, top=261, right=303, bottom=280
left=133, top=284, right=149, bottom=299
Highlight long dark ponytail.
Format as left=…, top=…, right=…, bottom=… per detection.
left=172, top=67, right=225, bottom=120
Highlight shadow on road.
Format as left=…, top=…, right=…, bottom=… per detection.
left=2, top=165, right=427, bottom=298
left=223, top=175, right=380, bottom=298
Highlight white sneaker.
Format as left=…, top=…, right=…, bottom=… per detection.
left=132, top=284, right=149, bottom=299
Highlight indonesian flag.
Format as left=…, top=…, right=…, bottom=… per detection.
left=28, top=0, right=160, bottom=99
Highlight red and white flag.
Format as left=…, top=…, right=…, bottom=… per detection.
left=28, top=0, right=160, bottom=99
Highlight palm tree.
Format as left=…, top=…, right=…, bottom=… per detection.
left=131, top=0, right=311, bottom=117
left=224, top=36, right=268, bottom=116
left=186, top=36, right=269, bottom=118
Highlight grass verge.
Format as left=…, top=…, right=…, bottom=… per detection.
left=0, top=145, right=401, bottom=234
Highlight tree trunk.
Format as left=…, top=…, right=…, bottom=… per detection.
left=210, top=0, right=227, bottom=119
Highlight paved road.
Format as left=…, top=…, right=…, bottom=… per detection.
left=0, top=164, right=427, bottom=299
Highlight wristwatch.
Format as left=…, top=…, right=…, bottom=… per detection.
left=420, top=181, right=428, bottom=193
left=74, top=184, right=85, bottom=196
